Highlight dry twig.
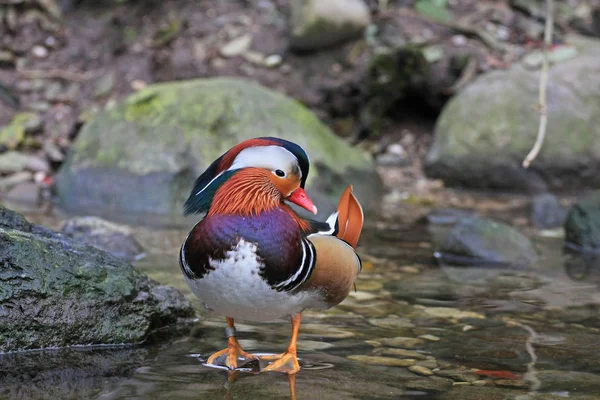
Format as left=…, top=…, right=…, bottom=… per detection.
left=443, top=55, right=478, bottom=95
left=522, top=0, right=554, bottom=168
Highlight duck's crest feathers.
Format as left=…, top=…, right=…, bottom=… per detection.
left=184, top=137, right=310, bottom=216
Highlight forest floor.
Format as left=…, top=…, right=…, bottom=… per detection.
left=0, top=0, right=598, bottom=212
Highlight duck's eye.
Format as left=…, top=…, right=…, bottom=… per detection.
left=275, top=169, right=286, bottom=177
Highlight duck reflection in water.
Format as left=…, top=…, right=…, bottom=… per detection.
left=223, top=370, right=297, bottom=400
left=564, top=247, right=600, bottom=283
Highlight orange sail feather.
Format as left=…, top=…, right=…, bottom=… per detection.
left=335, top=186, right=364, bottom=249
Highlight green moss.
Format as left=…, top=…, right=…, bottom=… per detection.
left=77, top=79, right=372, bottom=174
left=0, top=206, right=193, bottom=352
left=0, top=112, right=38, bottom=149
left=56, top=78, right=382, bottom=217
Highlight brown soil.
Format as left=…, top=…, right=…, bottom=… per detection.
left=0, top=0, right=598, bottom=213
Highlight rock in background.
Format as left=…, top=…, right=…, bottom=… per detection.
left=425, top=36, right=600, bottom=192
left=436, top=216, right=538, bottom=267
left=0, top=206, right=194, bottom=353
left=530, top=193, right=567, bottom=229
left=565, top=190, right=600, bottom=251
left=61, top=216, right=145, bottom=261
left=290, top=0, right=371, bottom=51
left=55, top=78, right=383, bottom=223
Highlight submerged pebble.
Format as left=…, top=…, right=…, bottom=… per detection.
left=348, top=291, right=379, bottom=301
left=373, top=348, right=429, bottom=360
left=377, top=336, right=425, bottom=349
left=368, top=316, right=415, bottom=329
left=296, top=340, right=334, bottom=351
left=347, top=355, right=416, bottom=367
left=415, top=359, right=438, bottom=369
left=354, top=280, right=384, bottom=291
left=419, top=334, right=441, bottom=341
left=409, top=365, right=434, bottom=376
left=300, top=324, right=356, bottom=339
left=434, top=369, right=479, bottom=382
left=424, top=307, right=485, bottom=320
left=406, top=377, right=453, bottom=392
left=399, top=266, right=421, bottom=274
left=494, top=379, right=528, bottom=389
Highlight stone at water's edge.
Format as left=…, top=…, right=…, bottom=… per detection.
left=0, top=206, right=194, bottom=353
left=530, top=193, right=567, bottom=229
left=55, top=78, right=383, bottom=224
left=425, top=35, right=600, bottom=191
left=61, top=216, right=145, bottom=262
left=565, top=190, right=600, bottom=251
left=439, top=216, right=538, bottom=266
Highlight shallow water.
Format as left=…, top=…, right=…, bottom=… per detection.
left=3, top=203, right=600, bottom=400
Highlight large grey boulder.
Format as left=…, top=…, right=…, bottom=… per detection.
left=0, top=206, right=194, bottom=353
left=55, top=78, right=382, bottom=224
left=425, top=36, right=600, bottom=191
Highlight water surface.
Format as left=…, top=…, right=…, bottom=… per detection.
left=3, top=201, right=600, bottom=400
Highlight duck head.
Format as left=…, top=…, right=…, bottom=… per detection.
left=184, top=137, right=317, bottom=217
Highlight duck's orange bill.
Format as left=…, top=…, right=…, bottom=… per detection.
left=288, top=188, right=318, bottom=215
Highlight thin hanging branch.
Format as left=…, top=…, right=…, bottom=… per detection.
left=522, top=0, right=554, bottom=168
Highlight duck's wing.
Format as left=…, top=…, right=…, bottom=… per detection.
left=299, top=186, right=364, bottom=307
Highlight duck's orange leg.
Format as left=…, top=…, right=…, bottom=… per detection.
left=206, top=317, right=256, bottom=369
left=261, top=313, right=302, bottom=374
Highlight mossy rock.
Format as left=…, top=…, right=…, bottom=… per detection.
left=0, top=112, right=39, bottom=150
left=0, top=206, right=194, bottom=352
left=565, top=190, right=600, bottom=251
left=425, top=35, right=600, bottom=191
left=55, top=78, right=382, bottom=224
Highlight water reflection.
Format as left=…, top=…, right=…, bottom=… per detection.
left=221, top=370, right=297, bottom=400
left=564, top=246, right=600, bottom=283
left=0, top=347, right=148, bottom=399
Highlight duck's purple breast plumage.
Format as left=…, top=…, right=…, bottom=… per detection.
left=181, top=206, right=314, bottom=292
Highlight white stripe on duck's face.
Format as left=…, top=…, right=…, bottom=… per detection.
left=229, top=145, right=301, bottom=181
left=183, top=239, right=325, bottom=322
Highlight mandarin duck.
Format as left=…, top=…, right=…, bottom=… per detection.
left=179, top=137, right=364, bottom=374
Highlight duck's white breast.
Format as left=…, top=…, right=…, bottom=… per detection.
left=183, top=239, right=324, bottom=322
